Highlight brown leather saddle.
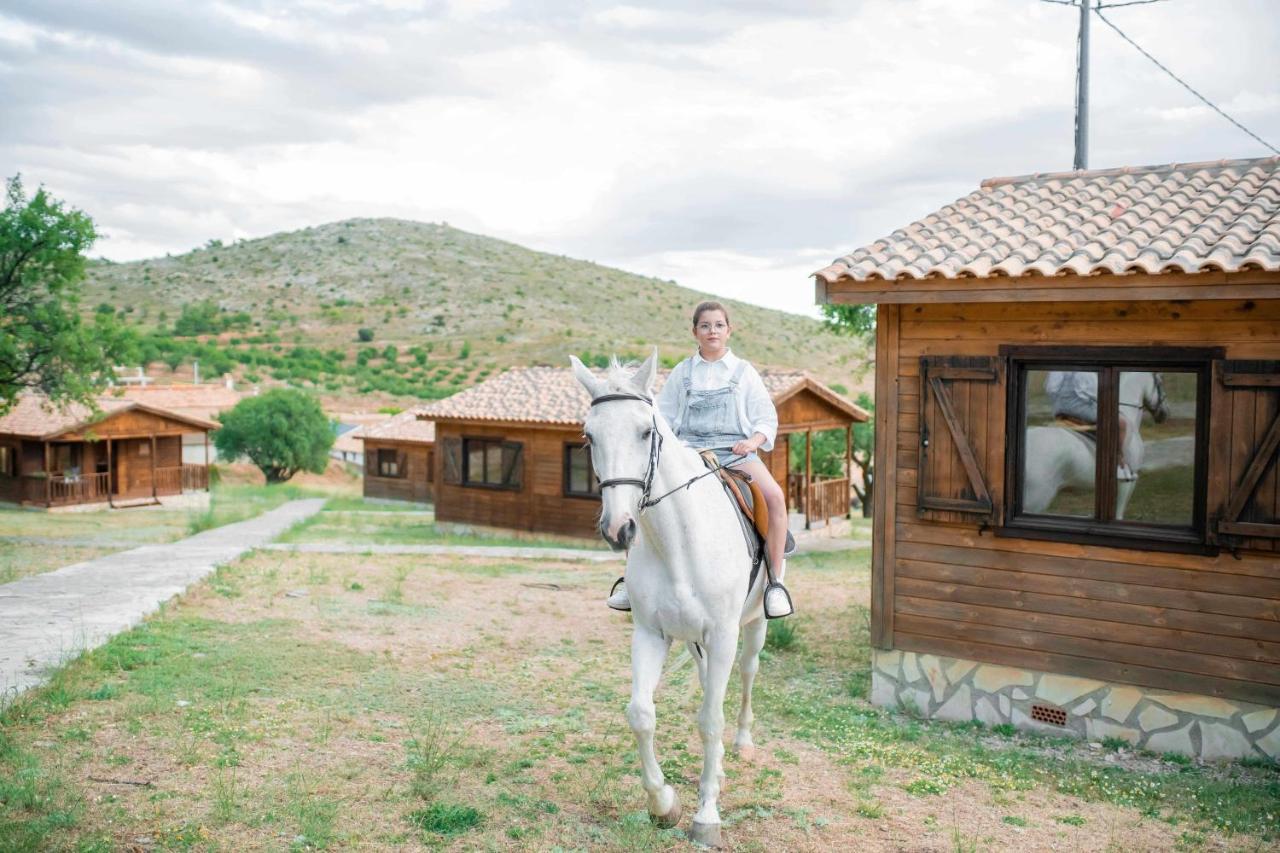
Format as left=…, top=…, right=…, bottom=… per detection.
left=1053, top=415, right=1097, bottom=442
left=697, top=450, right=796, bottom=560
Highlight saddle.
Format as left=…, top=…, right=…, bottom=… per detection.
left=698, top=451, right=797, bottom=560
left=1053, top=415, right=1097, bottom=442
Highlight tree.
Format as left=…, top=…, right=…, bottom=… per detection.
left=213, top=389, right=334, bottom=483
left=357, top=327, right=374, bottom=342
left=820, top=303, right=876, bottom=339
left=851, top=392, right=875, bottom=517
left=0, top=175, right=128, bottom=414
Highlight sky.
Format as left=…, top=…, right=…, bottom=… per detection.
left=2, top=0, right=1278, bottom=317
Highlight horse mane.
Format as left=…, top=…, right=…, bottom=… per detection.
left=604, top=356, right=644, bottom=394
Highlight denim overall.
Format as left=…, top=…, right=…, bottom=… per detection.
left=678, top=360, right=755, bottom=467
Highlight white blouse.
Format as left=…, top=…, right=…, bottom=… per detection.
left=657, top=349, right=778, bottom=452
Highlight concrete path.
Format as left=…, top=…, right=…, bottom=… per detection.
left=261, top=542, right=624, bottom=562
left=0, top=499, right=325, bottom=704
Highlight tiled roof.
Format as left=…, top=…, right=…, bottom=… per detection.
left=358, top=410, right=437, bottom=443
left=414, top=366, right=866, bottom=427
left=0, top=393, right=218, bottom=439
left=105, top=383, right=243, bottom=420
left=814, top=157, right=1280, bottom=283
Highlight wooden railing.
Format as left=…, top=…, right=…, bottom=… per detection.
left=19, top=465, right=208, bottom=505
left=23, top=472, right=111, bottom=505
left=807, top=477, right=850, bottom=523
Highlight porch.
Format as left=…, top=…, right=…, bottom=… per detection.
left=18, top=464, right=210, bottom=508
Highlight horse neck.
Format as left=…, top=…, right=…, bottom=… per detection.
left=1118, top=374, right=1150, bottom=430
left=634, top=418, right=733, bottom=558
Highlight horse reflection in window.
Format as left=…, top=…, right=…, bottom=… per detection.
left=1023, top=371, right=1169, bottom=519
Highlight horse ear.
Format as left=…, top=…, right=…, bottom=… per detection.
left=569, top=355, right=604, bottom=398
left=632, top=347, right=659, bottom=396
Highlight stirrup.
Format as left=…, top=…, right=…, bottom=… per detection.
left=607, top=576, right=631, bottom=612
left=783, top=530, right=796, bottom=557
left=763, top=581, right=794, bottom=620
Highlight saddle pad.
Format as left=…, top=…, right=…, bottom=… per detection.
left=698, top=451, right=796, bottom=558
left=1053, top=417, right=1097, bottom=442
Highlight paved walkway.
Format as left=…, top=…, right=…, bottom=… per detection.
left=0, top=499, right=325, bottom=703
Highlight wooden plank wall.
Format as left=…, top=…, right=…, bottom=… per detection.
left=886, top=298, right=1280, bottom=707
left=433, top=422, right=601, bottom=539
left=363, top=440, right=433, bottom=504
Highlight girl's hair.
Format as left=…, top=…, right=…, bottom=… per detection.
left=692, top=301, right=731, bottom=329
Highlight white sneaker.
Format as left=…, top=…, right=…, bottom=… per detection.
left=764, top=583, right=794, bottom=620
left=607, top=577, right=630, bottom=611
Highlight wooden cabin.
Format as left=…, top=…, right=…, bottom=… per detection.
left=415, top=366, right=868, bottom=538
left=0, top=394, right=217, bottom=509
left=815, top=156, right=1280, bottom=760
left=108, top=382, right=242, bottom=463
left=357, top=410, right=436, bottom=504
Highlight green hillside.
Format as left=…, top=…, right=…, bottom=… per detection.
left=84, top=218, right=869, bottom=408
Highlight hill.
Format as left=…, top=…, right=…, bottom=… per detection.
left=83, top=219, right=871, bottom=409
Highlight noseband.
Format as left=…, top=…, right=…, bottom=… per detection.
left=589, top=393, right=664, bottom=508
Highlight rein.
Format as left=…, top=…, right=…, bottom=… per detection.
left=589, top=392, right=744, bottom=513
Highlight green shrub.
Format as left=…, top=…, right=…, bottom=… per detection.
left=357, top=327, right=374, bottom=342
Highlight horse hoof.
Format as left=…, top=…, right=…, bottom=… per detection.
left=735, top=743, right=756, bottom=762
left=689, top=820, right=722, bottom=848
left=650, top=792, right=681, bottom=829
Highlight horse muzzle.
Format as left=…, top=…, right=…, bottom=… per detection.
left=601, top=516, right=636, bottom=552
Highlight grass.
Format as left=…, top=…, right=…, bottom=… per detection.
left=1, top=544, right=1276, bottom=850
left=279, top=506, right=609, bottom=550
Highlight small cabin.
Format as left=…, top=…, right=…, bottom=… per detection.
left=815, top=156, right=1280, bottom=760
left=0, top=394, right=217, bottom=509
left=415, top=366, right=868, bottom=538
left=357, top=410, right=436, bottom=504
left=108, top=383, right=243, bottom=464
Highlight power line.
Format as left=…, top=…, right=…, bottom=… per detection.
left=1094, top=8, right=1280, bottom=155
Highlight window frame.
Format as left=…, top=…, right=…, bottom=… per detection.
left=461, top=436, right=522, bottom=491
left=563, top=441, right=601, bottom=500
left=998, top=345, right=1221, bottom=554
left=376, top=447, right=403, bottom=479
left=0, top=445, right=14, bottom=477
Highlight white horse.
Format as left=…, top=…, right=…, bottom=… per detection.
left=1023, top=371, right=1169, bottom=519
left=571, top=352, right=768, bottom=848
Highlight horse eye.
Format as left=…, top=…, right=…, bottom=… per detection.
left=641, top=428, right=653, bottom=439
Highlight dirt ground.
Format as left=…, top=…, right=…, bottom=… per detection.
left=4, top=546, right=1274, bottom=851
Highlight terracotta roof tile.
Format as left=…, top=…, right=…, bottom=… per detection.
left=359, top=410, right=436, bottom=443
left=105, top=384, right=243, bottom=421
left=412, top=366, right=866, bottom=428
left=0, top=393, right=218, bottom=439
left=815, top=157, right=1280, bottom=284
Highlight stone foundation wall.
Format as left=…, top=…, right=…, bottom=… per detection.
left=871, top=649, right=1279, bottom=761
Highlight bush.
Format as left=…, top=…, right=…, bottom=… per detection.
left=357, top=328, right=374, bottom=342
left=213, top=389, right=334, bottom=483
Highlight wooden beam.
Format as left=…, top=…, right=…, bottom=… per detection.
left=150, top=434, right=157, bottom=500
left=106, top=439, right=114, bottom=508
left=871, top=303, right=900, bottom=650
left=804, top=429, right=812, bottom=531
left=845, top=425, right=853, bottom=519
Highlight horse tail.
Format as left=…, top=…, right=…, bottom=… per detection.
left=663, top=642, right=705, bottom=700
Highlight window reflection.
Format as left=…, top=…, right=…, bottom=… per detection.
left=1118, top=371, right=1195, bottom=526
left=1022, top=369, right=1098, bottom=518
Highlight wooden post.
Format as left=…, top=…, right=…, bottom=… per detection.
left=846, top=424, right=854, bottom=519
left=150, top=434, right=158, bottom=500
left=43, top=441, right=51, bottom=504
left=204, top=432, right=210, bottom=491
left=804, top=429, right=812, bottom=530
left=106, top=439, right=114, bottom=508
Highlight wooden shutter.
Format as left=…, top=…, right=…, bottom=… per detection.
left=918, top=355, right=1005, bottom=524
left=1208, top=360, right=1280, bottom=551
left=396, top=450, right=407, bottom=479
left=441, top=437, right=462, bottom=485
left=501, top=442, right=524, bottom=489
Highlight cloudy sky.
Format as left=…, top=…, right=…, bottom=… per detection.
left=3, top=0, right=1278, bottom=316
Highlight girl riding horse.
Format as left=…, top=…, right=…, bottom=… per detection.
left=607, top=301, right=793, bottom=619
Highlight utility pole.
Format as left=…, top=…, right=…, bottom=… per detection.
left=1074, top=0, right=1091, bottom=170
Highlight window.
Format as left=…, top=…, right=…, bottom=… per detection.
left=377, top=448, right=404, bottom=478
left=462, top=438, right=523, bottom=490
left=564, top=442, right=601, bottom=498
left=1002, top=346, right=1215, bottom=549
left=0, top=446, right=13, bottom=477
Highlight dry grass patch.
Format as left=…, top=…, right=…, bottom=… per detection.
left=1, top=547, right=1275, bottom=851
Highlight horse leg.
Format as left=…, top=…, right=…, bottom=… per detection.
left=691, top=631, right=737, bottom=847
left=734, top=616, right=767, bottom=762
left=628, top=626, right=680, bottom=826
left=686, top=641, right=727, bottom=794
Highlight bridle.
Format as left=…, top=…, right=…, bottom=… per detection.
left=1119, top=371, right=1167, bottom=415
left=588, top=392, right=743, bottom=513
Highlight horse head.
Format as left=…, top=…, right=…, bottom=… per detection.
left=1143, top=372, right=1170, bottom=424
left=571, top=349, right=661, bottom=551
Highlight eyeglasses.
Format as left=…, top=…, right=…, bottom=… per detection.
left=696, top=322, right=728, bottom=333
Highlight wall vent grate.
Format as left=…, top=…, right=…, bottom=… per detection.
left=1030, top=704, right=1068, bottom=727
